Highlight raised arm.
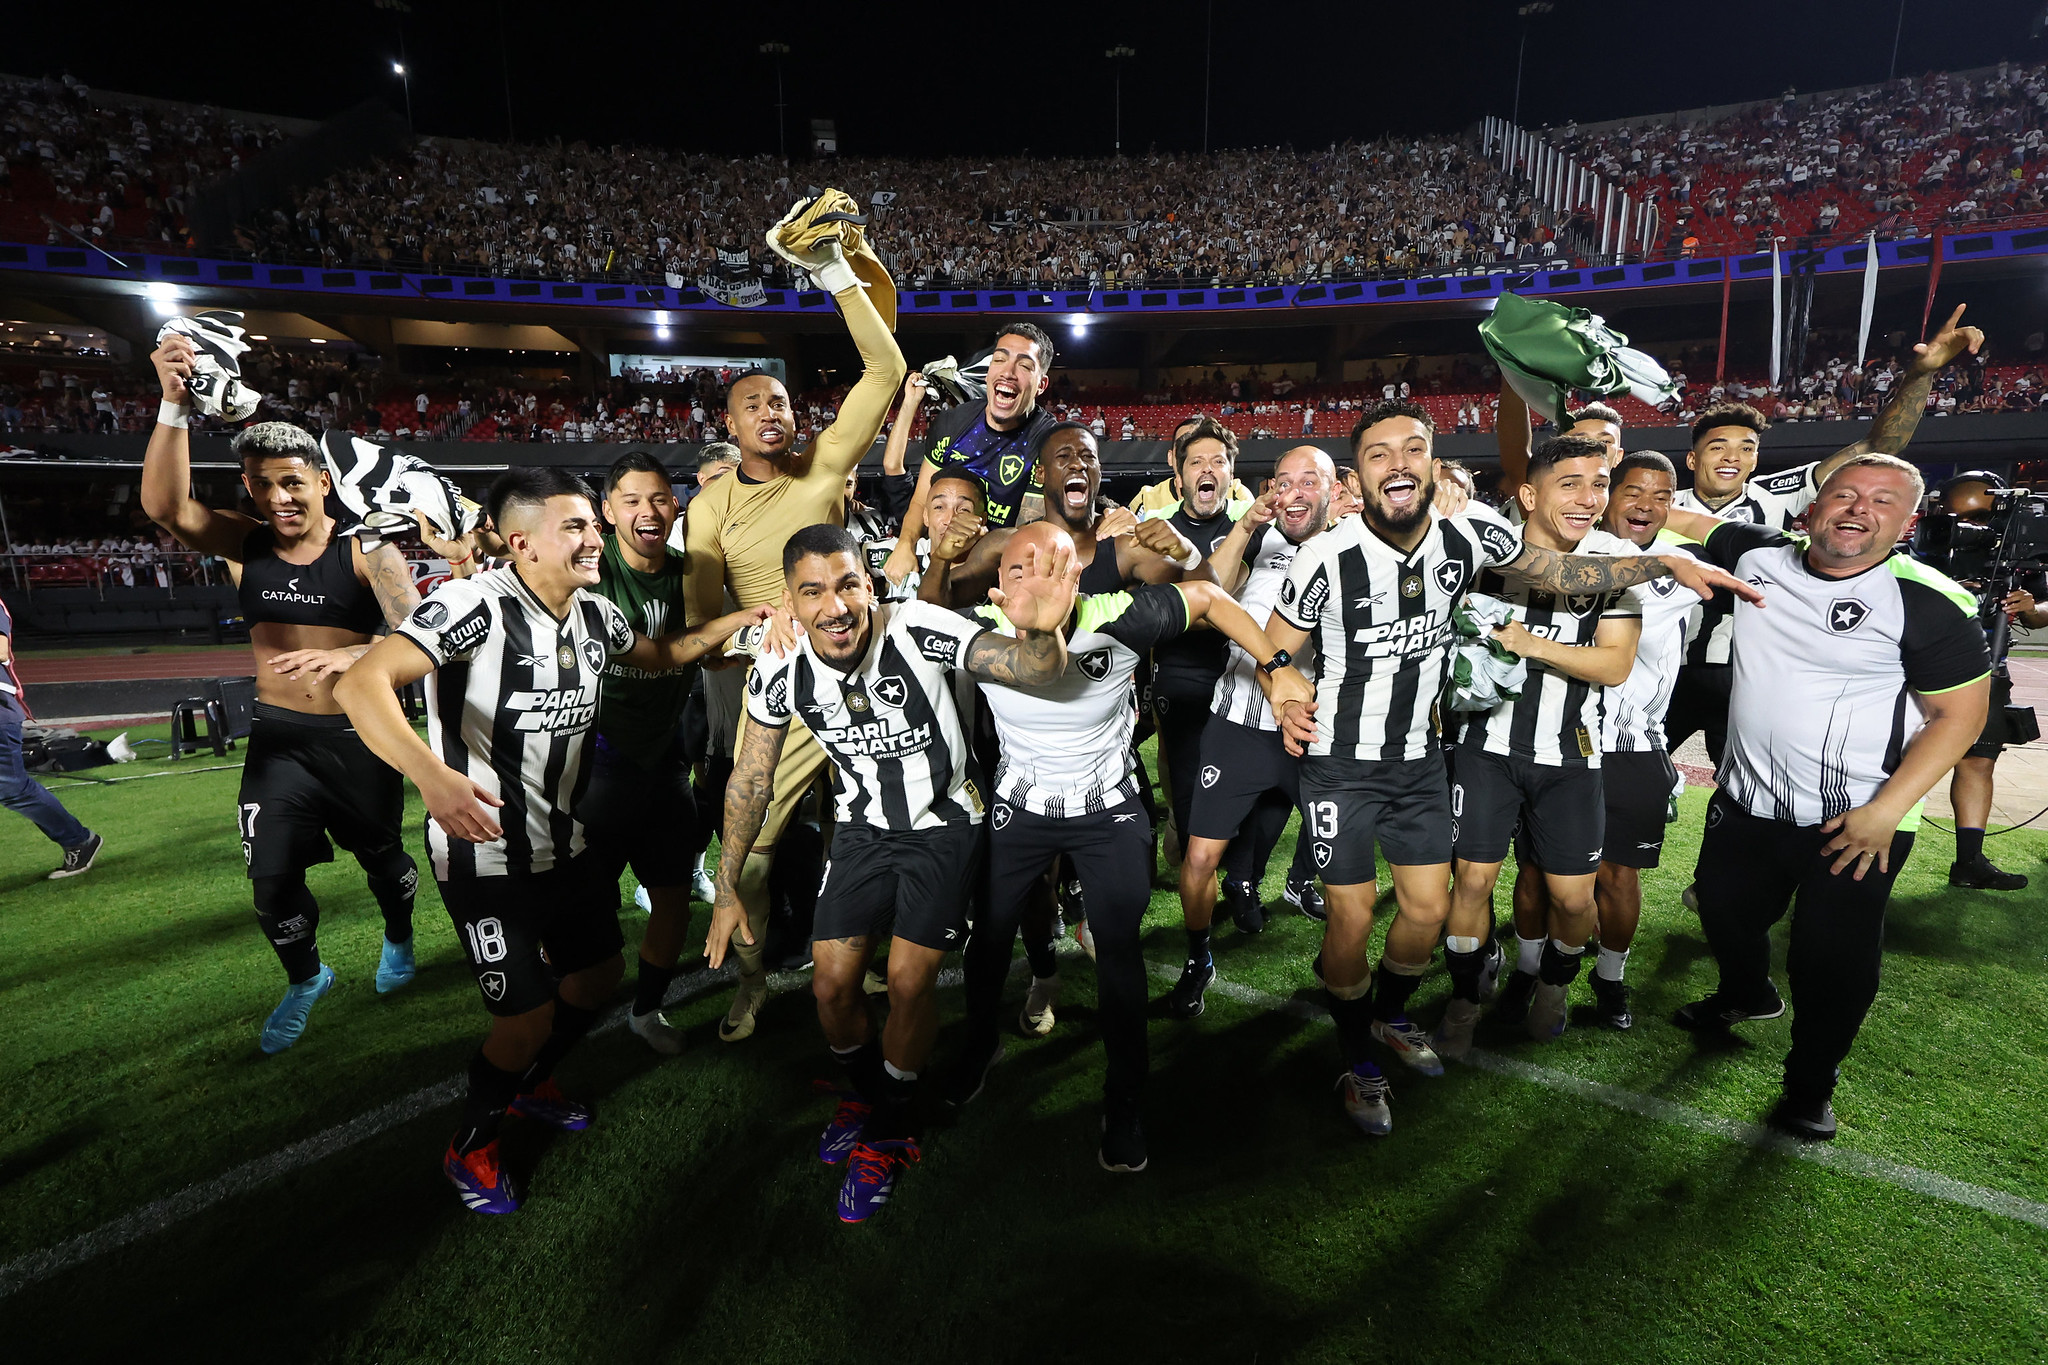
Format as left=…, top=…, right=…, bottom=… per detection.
left=882, top=375, right=935, bottom=585
left=139, top=334, right=258, bottom=559
left=805, top=273, right=907, bottom=483
left=960, top=537, right=1078, bottom=684
left=1856, top=304, right=1984, bottom=457
left=333, top=636, right=504, bottom=844
left=1495, top=380, right=1534, bottom=496
left=705, top=710, right=789, bottom=969
left=1205, top=491, right=1276, bottom=593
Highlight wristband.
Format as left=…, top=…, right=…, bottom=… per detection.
left=1168, top=539, right=1203, bottom=572
left=157, top=400, right=191, bottom=429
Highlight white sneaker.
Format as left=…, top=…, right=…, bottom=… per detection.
left=719, top=969, right=768, bottom=1043
left=633, top=885, right=652, bottom=914
left=1336, top=1066, right=1393, bottom=1137
left=1526, top=982, right=1570, bottom=1041
left=692, top=867, right=717, bottom=904
left=1477, top=940, right=1505, bottom=1002
left=1432, top=998, right=1481, bottom=1061
left=1020, top=974, right=1061, bottom=1036
left=1371, top=1017, right=1446, bottom=1077
left=629, top=1009, right=685, bottom=1055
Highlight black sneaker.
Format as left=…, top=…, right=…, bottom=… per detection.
left=1285, top=877, right=1328, bottom=921
left=48, top=831, right=103, bottom=880
left=1673, top=989, right=1787, bottom=1031
left=1948, top=858, right=2029, bottom=892
left=1167, top=957, right=1215, bottom=1018
left=1591, top=974, right=1634, bottom=1031
left=940, top=1037, right=1005, bottom=1108
left=1766, top=1091, right=1837, bottom=1142
left=1225, top=881, right=1265, bottom=935
left=1098, top=1106, right=1148, bottom=1173
left=1491, top=970, right=1537, bottom=1026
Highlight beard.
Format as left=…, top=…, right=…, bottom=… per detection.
left=1277, top=495, right=1333, bottom=544
left=1362, top=477, right=1435, bottom=539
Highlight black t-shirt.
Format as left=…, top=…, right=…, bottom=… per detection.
left=1151, top=504, right=1242, bottom=701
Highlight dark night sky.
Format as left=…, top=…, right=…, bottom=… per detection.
left=13, top=1, right=2048, bottom=159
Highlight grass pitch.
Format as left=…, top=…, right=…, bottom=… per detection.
left=2, top=725, right=2044, bottom=1363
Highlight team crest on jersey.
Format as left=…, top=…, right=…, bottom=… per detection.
left=999, top=452, right=1027, bottom=488
left=1565, top=593, right=1598, bottom=618
left=1650, top=577, right=1679, bottom=598
left=580, top=637, right=608, bottom=673
left=1434, top=560, right=1464, bottom=595
left=1313, top=842, right=1332, bottom=868
left=847, top=688, right=870, bottom=712
left=1826, top=599, right=1870, bottom=634
left=1401, top=575, right=1422, bottom=599
left=1077, top=650, right=1112, bottom=681
left=992, top=804, right=1013, bottom=830
left=412, top=599, right=449, bottom=630
left=870, top=674, right=909, bottom=709
left=1200, top=765, right=1221, bottom=788
left=480, top=971, right=507, bottom=1002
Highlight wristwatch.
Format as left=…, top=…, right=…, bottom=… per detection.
left=1258, top=649, right=1292, bottom=676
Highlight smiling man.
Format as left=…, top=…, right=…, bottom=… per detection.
left=705, top=523, right=1076, bottom=1222
left=142, top=333, right=433, bottom=1054
left=1661, top=455, right=1991, bottom=1141
left=335, top=468, right=767, bottom=1215
left=1256, top=401, right=1758, bottom=1138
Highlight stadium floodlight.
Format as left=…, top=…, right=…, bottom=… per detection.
left=1105, top=47, right=1137, bottom=156
left=1512, top=3, right=1553, bottom=127
left=391, top=60, right=413, bottom=131
left=145, top=281, right=181, bottom=317
left=759, top=43, right=791, bottom=159
left=1069, top=313, right=1093, bottom=332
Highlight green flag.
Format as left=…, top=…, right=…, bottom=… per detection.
left=1479, top=290, right=1678, bottom=424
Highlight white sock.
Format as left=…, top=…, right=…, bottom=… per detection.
left=1595, top=947, right=1629, bottom=982
left=1548, top=938, right=1585, bottom=959
left=883, top=1060, right=917, bottom=1083
left=1445, top=935, right=1482, bottom=955
left=1515, top=933, right=1546, bottom=975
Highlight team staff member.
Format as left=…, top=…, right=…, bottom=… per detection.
left=0, top=596, right=103, bottom=878
left=682, top=208, right=906, bottom=1044
left=336, top=468, right=767, bottom=1215
left=947, top=524, right=1314, bottom=1172
left=707, top=524, right=1077, bottom=1222
left=143, top=334, right=436, bottom=1054
left=1664, top=456, right=1991, bottom=1140
left=1930, top=472, right=2047, bottom=892
left=583, top=452, right=700, bottom=1055
left=1129, top=414, right=1258, bottom=519
left=1258, top=401, right=1757, bottom=1138
left=882, top=325, right=1058, bottom=585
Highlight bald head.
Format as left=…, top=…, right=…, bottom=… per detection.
left=1270, top=445, right=1337, bottom=544
left=999, top=521, right=1076, bottom=579
left=1276, top=444, right=1336, bottom=483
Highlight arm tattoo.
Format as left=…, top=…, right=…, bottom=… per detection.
left=962, top=628, right=1064, bottom=686
left=1864, top=366, right=1936, bottom=455
left=1505, top=543, right=1674, bottom=596
left=362, top=542, right=421, bottom=630
left=717, top=720, right=785, bottom=896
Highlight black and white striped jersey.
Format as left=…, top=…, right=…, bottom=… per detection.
left=968, top=584, right=1191, bottom=816
left=1603, top=536, right=1700, bottom=754
left=745, top=598, right=987, bottom=831
left=1456, top=528, right=1645, bottom=768
left=1274, top=505, right=1524, bottom=761
left=1695, top=523, right=1990, bottom=825
left=1211, top=523, right=1318, bottom=731
left=396, top=566, right=635, bottom=880
left=1674, top=463, right=1814, bottom=665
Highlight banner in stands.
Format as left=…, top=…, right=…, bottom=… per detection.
left=715, top=248, right=752, bottom=272
left=695, top=274, right=766, bottom=308
left=870, top=191, right=897, bottom=207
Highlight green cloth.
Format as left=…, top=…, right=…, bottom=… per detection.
left=1479, top=290, right=1677, bottom=424
left=1447, top=594, right=1527, bottom=713
left=592, top=534, right=692, bottom=767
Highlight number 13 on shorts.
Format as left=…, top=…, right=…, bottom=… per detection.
left=1307, top=800, right=1339, bottom=839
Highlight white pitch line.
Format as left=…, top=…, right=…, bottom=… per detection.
left=7, top=952, right=2043, bottom=1301
left=1155, top=962, right=2048, bottom=1232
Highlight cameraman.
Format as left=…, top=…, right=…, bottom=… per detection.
left=1931, top=473, right=2048, bottom=892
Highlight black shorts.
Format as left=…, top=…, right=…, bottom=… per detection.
left=1153, top=691, right=1216, bottom=832
left=814, top=821, right=981, bottom=952
left=1451, top=746, right=1604, bottom=873
left=580, top=734, right=698, bottom=888
left=439, top=856, right=625, bottom=1016
left=1965, top=675, right=2016, bottom=762
left=1665, top=664, right=1732, bottom=765
left=1599, top=749, right=1678, bottom=869
left=1297, top=751, right=1452, bottom=884
left=238, top=704, right=406, bottom=880
left=1188, top=716, right=1300, bottom=842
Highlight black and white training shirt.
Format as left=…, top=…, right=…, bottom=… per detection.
left=397, top=566, right=635, bottom=879
left=1211, top=523, right=1318, bottom=730
left=1696, top=523, right=1990, bottom=825
left=1457, top=528, right=1646, bottom=768
left=745, top=598, right=987, bottom=831
left=1274, top=504, right=1524, bottom=762
left=1674, top=461, right=1817, bottom=665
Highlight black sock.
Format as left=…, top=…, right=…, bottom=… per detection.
left=1445, top=946, right=1486, bottom=1003
left=867, top=1061, right=921, bottom=1140
left=1371, top=967, right=1422, bottom=1021
left=454, top=1049, right=522, bottom=1154
left=520, top=999, right=601, bottom=1091
left=633, top=956, right=678, bottom=1017
left=1186, top=926, right=1212, bottom=964
left=1956, top=827, right=1986, bottom=864
left=1024, top=933, right=1059, bottom=979
left=1325, top=988, right=1376, bottom=1065
left=251, top=873, right=323, bottom=983
left=1539, top=940, right=1587, bottom=987
left=834, top=1039, right=886, bottom=1100
left=363, top=853, right=419, bottom=943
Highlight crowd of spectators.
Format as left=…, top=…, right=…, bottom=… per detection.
left=1549, top=61, right=2048, bottom=256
